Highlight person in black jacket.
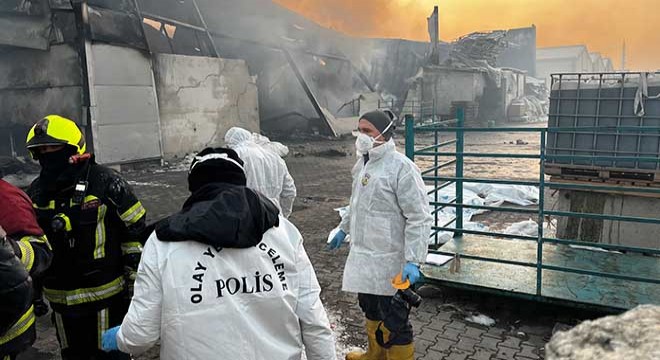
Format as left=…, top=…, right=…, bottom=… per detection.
left=25, top=115, right=146, bottom=360
left=0, top=178, right=53, bottom=360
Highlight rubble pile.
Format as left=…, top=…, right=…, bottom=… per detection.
left=447, top=30, right=508, bottom=68
left=546, top=305, right=660, bottom=360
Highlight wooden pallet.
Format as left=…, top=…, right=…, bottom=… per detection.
left=545, top=163, right=660, bottom=185
left=548, top=176, right=660, bottom=198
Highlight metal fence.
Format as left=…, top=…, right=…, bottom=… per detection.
left=406, top=107, right=660, bottom=311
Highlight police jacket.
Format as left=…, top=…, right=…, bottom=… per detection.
left=0, top=179, right=52, bottom=356
left=339, top=139, right=431, bottom=296
left=28, top=157, right=145, bottom=313
left=116, top=183, right=336, bottom=360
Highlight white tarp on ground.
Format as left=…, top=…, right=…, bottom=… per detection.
left=503, top=218, right=556, bottom=237
left=331, top=184, right=540, bottom=245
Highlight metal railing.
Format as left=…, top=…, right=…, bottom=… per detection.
left=405, top=107, right=660, bottom=309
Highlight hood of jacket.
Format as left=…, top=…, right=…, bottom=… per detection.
left=155, top=182, right=279, bottom=248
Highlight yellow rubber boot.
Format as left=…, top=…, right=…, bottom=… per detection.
left=345, top=319, right=385, bottom=360
left=385, top=343, right=414, bottom=360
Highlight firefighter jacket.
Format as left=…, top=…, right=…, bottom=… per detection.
left=28, top=158, right=146, bottom=314
left=0, top=179, right=53, bottom=356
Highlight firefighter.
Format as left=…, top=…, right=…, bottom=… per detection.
left=25, top=115, right=146, bottom=360
left=0, top=179, right=53, bottom=360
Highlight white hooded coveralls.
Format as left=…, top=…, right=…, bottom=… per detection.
left=340, top=139, right=432, bottom=296
left=116, top=218, right=336, bottom=360
left=225, top=127, right=297, bottom=218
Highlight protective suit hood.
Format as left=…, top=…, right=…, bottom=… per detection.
left=225, top=127, right=253, bottom=148
left=155, top=183, right=280, bottom=248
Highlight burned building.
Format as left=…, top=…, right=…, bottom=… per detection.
left=0, top=0, right=262, bottom=164
left=1, top=0, right=443, bottom=167
left=1, top=0, right=545, bottom=169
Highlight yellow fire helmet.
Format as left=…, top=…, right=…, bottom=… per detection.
left=26, top=115, right=86, bottom=158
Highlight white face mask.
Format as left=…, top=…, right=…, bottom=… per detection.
left=355, top=133, right=376, bottom=155
left=354, top=121, right=394, bottom=155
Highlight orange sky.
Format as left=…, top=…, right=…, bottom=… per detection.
left=275, top=0, right=660, bottom=71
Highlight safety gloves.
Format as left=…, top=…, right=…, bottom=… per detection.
left=327, top=229, right=347, bottom=250
left=402, top=262, right=421, bottom=284
left=102, top=326, right=120, bottom=352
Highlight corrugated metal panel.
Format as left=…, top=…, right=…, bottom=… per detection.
left=0, top=87, right=83, bottom=127
left=0, top=0, right=49, bottom=15
left=48, top=0, right=72, bottom=10
left=88, top=0, right=134, bottom=11
left=0, top=44, right=83, bottom=127
left=0, top=44, right=81, bottom=89
left=0, top=14, right=51, bottom=50
left=87, top=5, right=147, bottom=50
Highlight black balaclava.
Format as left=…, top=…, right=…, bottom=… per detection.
left=187, top=147, right=247, bottom=193
left=37, top=146, right=82, bottom=194
left=38, top=146, right=76, bottom=172
left=360, top=110, right=395, bottom=140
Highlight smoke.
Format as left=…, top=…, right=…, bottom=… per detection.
left=274, top=0, right=660, bottom=71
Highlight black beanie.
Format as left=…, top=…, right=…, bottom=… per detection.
left=360, top=110, right=395, bottom=139
left=188, top=147, right=247, bottom=192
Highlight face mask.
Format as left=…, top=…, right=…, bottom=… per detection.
left=355, top=133, right=376, bottom=155
left=354, top=121, right=394, bottom=155
left=38, top=148, right=73, bottom=172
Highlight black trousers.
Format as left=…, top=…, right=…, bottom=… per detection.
left=52, top=299, right=131, bottom=360
left=358, top=293, right=413, bottom=345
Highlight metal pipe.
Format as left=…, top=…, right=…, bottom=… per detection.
left=405, top=115, right=415, bottom=160
left=421, top=160, right=457, bottom=175
left=545, top=210, right=660, bottom=225
left=541, top=264, right=660, bottom=284
left=416, top=139, right=458, bottom=153
left=429, top=250, right=538, bottom=268
left=432, top=226, right=539, bottom=241
left=454, top=108, right=465, bottom=235
left=418, top=152, right=540, bottom=159
left=536, top=131, right=546, bottom=296
left=429, top=202, right=538, bottom=214
left=543, top=237, right=660, bottom=255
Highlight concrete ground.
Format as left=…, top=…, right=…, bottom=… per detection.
left=23, top=133, right=606, bottom=360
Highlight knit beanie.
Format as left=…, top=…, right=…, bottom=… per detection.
left=360, top=110, right=396, bottom=139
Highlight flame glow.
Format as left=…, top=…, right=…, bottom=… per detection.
left=274, top=0, right=660, bottom=71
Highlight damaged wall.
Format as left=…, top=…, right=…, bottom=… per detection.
left=153, top=54, right=259, bottom=158
left=347, top=38, right=447, bottom=107
left=0, top=44, right=84, bottom=157
left=406, top=66, right=487, bottom=117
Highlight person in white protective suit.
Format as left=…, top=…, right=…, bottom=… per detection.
left=225, top=127, right=297, bottom=218
left=328, top=110, right=432, bottom=360
left=100, top=147, right=336, bottom=360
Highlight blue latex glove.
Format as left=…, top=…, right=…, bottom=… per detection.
left=102, top=326, right=120, bottom=352
left=327, top=229, right=347, bottom=250
left=402, top=262, right=421, bottom=285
